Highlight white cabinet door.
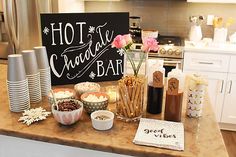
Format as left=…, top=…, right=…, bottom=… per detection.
left=229, top=56, right=236, bottom=73
left=221, top=73, right=236, bottom=124
left=184, top=70, right=227, bottom=122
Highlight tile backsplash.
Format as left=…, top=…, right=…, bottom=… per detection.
left=85, top=0, right=236, bottom=40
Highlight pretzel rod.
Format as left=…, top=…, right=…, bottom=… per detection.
left=119, top=84, right=129, bottom=117
left=133, top=82, right=141, bottom=116
left=126, top=86, right=133, bottom=101
left=116, top=96, right=122, bottom=114
left=121, top=84, right=135, bottom=117
left=138, top=84, right=144, bottom=116
left=118, top=80, right=128, bottom=117
left=118, top=87, right=128, bottom=117
left=127, top=84, right=135, bottom=116
left=119, top=85, right=132, bottom=117
left=131, top=83, right=137, bottom=116
left=124, top=76, right=135, bottom=117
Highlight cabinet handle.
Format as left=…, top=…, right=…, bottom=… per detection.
left=198, top=61, right=214, bottom=65
left=228, top=80, right=232, bottom=94
left=220, top=80, right=224, bottom=93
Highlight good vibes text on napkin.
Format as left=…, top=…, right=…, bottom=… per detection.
left=144, top=128, right=177, bottom=138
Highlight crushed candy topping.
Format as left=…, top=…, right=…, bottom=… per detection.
left=48, top=91, right=73, bottom=99
left=84, top=94, right=107, bottom=102
left=95, top=115, right=110, bottom=120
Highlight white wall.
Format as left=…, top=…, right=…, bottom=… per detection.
left=58, top=0, right=84, bottom=13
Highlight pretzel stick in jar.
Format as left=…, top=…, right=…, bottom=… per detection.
left=136, top=83, right=144, bottom=116
left=119, top=84, right=132, bottom=118
left=133, top=82, right=141, bottom=116
left=121, top=83, right=134, bottom=117
left=118, top=87, right=128, bottom=117
left=130, top=83, right=137, bottom=117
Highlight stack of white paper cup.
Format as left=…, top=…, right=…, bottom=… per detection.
left=7, top=54, right=30, bottom=112
left=34, top=46, right=51, bottom=96
left=22, top=50, right=42, bottom=103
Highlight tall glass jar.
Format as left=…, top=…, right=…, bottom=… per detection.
left=116, top=51, right=148, bottom=122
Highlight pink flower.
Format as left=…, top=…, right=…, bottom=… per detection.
left=141, top=37, right=159, bottom=52
left=111, top=35, right=126, bottom=49
left=123, top=34, right=133, bottom=45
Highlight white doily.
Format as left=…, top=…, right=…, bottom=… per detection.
left=18, top=107, right=51, bottom=126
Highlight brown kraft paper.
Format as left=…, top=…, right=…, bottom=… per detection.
left=153, top=71, right=163, bottom=88
left=167, top=78, right=179, bottom=95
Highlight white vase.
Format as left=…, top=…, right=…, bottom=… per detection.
left=189, top=25, right=202, bottom=42
left=213, top=28, right=228, bottom=43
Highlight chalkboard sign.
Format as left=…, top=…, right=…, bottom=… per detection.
left=41, top=13, right=129, bottom=85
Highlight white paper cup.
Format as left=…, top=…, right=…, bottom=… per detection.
left=7, top=79, right=28, bottom=84
left=34, top=46, right=49, bottom=69
left=7, top=54, right=26, bottom=81
left=21, top=50, right=39, bottom=75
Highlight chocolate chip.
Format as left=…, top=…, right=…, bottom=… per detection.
left=57, top=100, right=81, bottom=111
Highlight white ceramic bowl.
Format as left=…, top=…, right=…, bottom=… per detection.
left=74, top=82, right=100, bottom=99
left=81, top=92, right=109, bottom=114
left=47, top=88, right=75, bottom=106
left=51, top=99, right=83, bottom=125
left=90, top=110, right=114, bottom=131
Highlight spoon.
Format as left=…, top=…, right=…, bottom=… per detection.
left=50, top=89, right=59, bottom=110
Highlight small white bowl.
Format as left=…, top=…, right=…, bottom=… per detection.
left=74, top=82, right=100, bottom=99
left=91, top=110, right=114, bottom=131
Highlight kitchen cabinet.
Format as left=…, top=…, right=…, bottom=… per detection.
left=184, top=50, right=236, bottom=128
left=221, top=74, right=236, bottom=124
left=187, top=0, right=236, bottom=3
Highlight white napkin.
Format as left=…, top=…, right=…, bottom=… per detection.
left=133, top=118, right=184, bottom=151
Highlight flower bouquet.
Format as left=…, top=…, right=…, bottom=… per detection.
left=213, top=17, right=235, bottom=43
left=112, top=34, right=159, bottom=122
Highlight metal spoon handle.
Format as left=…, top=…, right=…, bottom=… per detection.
left=50, top=89, right=58, bottom=110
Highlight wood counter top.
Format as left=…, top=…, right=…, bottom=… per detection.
left=0, top=64, right=228, bottom=157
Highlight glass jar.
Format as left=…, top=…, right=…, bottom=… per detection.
left=123, top=50, right=148, bottom=77
left=116, top=76, right=146, bottom=122
left=116, top=50, right=148, bottom=122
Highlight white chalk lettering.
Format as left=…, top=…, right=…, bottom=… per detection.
left=50, top=22, right=117, bottom=80
left=64, top=23, right=74, bottom=45
left=76, top=22, right=86, bottom=44
left=95, top=23, right=113, bottom=52
left=97, top=60, right=104, bottom=77
left=105, top=60, right=115, bottom=76
left=51, top=23, right=63, bottom=45
left=116, top=59, right=123, bottom=75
